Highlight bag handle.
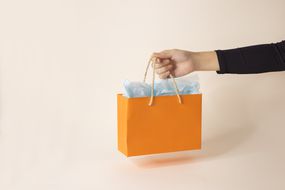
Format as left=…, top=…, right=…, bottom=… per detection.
left=143, top=57, right=182, bottom=106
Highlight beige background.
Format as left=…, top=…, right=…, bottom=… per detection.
left=0, top=0, right=285, bottom=189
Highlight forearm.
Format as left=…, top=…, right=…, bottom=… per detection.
left=215, top=40, right=285, bottom=74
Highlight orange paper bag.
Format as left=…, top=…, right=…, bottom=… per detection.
left=117, top=58, right=202, bottom=157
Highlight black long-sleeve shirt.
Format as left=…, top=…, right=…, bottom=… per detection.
left=215, top=40, right=285, bottom=74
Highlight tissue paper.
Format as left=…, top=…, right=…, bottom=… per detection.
left=123, top=75, right=200, bottom=98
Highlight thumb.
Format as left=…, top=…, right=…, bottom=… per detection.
left=152, top=50, right=173, bottom=59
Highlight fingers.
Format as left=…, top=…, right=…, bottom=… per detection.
left=153, top=59, right=173, bottom=79
left=159, top=71, right=171, bottom=79
left=152, top=58, right=170, bottom=69
left=151, top=49, right=176, bottom=79
left=156, top=62, right=173, bottom=74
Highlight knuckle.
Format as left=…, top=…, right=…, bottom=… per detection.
left=157, top=67, right=164, bottom=74
left=154, top=64, right=159, bottom=69
left=162, top=59, right=170, bottom=64
left=161, top=67, right=166, bottom=73
left=167, top=64, right=173, bottom=69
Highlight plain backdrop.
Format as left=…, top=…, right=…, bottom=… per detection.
left=0, top=0, right=284, bottom=189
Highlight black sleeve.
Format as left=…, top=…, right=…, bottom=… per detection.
left=215, top=40, right=285, bottom=74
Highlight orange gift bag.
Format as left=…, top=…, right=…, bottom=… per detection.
left=117, top=58, right=202, bottom=157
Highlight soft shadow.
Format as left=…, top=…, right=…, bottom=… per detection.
left=130, top=153, right=196, bottom=168
left=199, top=125, right=256, bottom=159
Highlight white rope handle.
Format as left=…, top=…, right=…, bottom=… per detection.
left=143, top=57, right=182, bottom=106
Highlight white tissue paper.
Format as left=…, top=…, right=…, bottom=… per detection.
left=123, top=74, right=200, bottom=98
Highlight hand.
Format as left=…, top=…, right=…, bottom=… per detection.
left=152, top=49, right=220, bottom=79
left=152, top=49, right=193, bottom=79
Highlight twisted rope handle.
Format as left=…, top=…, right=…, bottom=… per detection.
left=143, top=57, right=182, bottom=106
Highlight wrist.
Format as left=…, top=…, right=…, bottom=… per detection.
left=191, top=51, right=220, bottom=71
